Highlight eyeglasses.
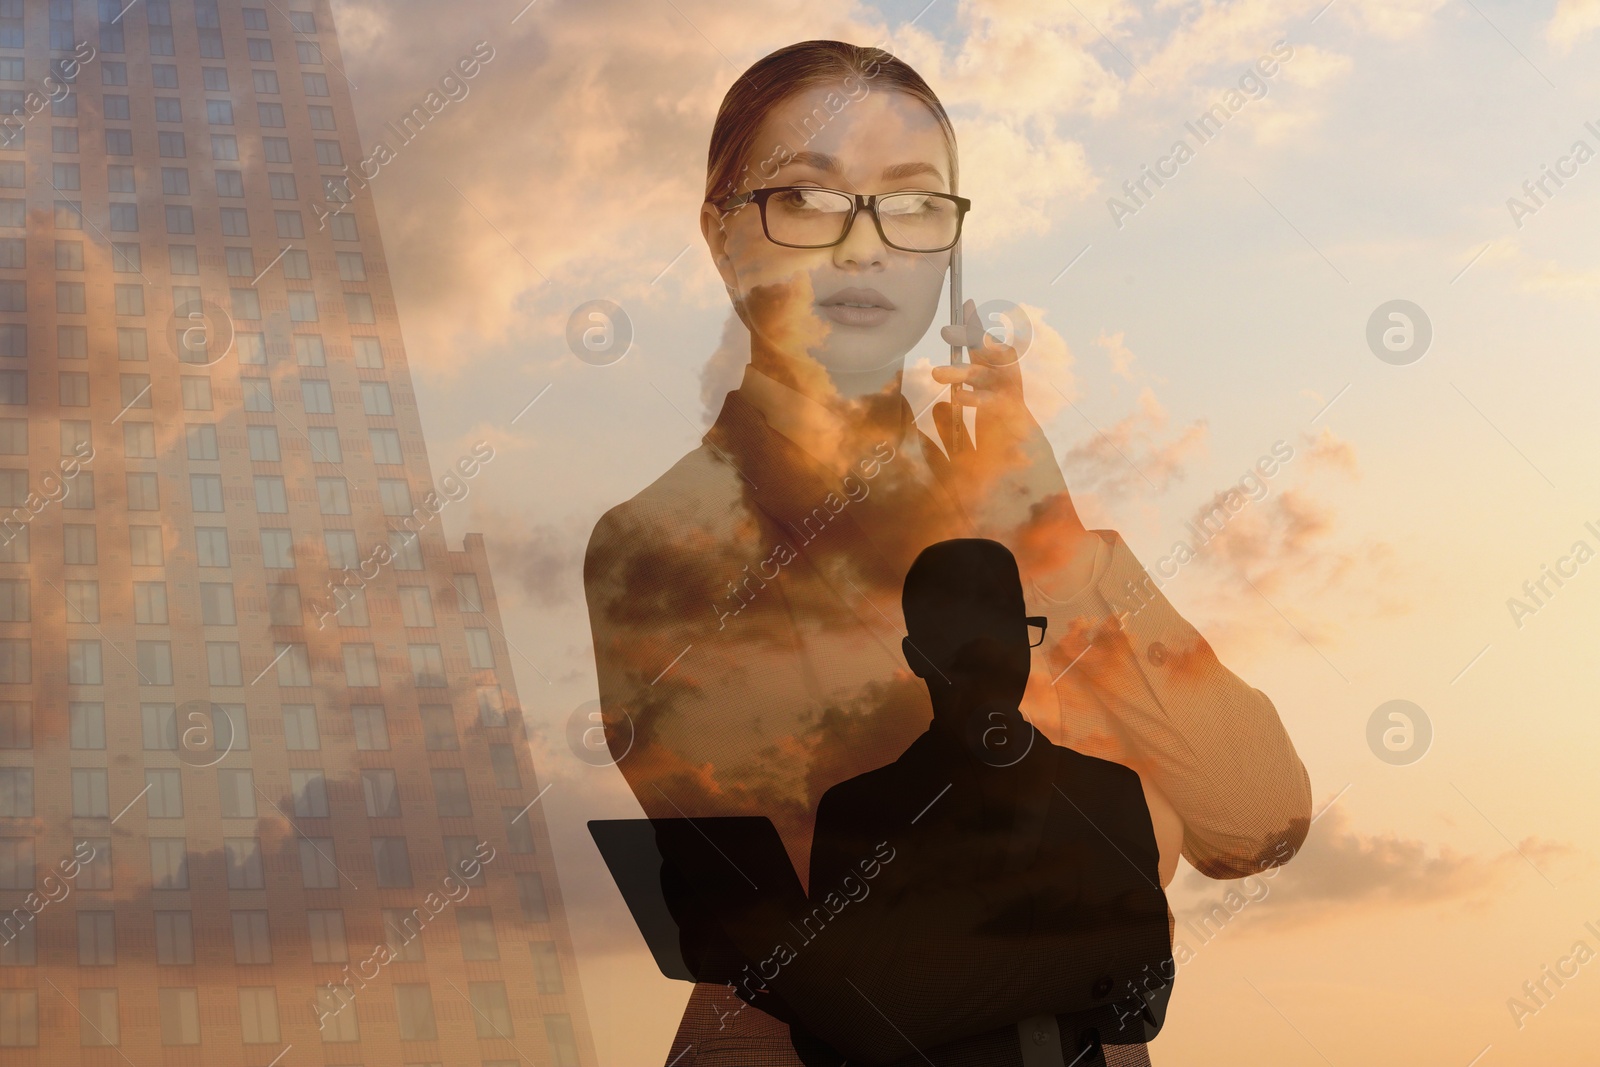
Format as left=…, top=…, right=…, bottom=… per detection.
left=1026, top=616, right=1048, bottom=648
left=716, top=186, right=971, bottom=253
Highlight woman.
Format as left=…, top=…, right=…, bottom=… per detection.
left=584, top=40, right=1312, bottom=1066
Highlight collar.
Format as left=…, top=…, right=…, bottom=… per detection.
left=735, top=364, right=908, bottom=479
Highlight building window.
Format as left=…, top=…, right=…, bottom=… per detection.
left=505, top=806, right=537, bottom=853
left=421, top=705, right=459, bottom=751
left=225, top=837, right=264, bottom=889
left=351, top=704, right=389, bottom=750
left=150, top=837, right=188, bottom=889
left=432, top=768, right=471, bottom=816
left=307, top=427, right=341, bottom=462
left=133, top=581, right=168, bottom=624
left=302, top=379, right=334, bottom=414
left=283, top=705, right=319, bottom=750
left=242, top=378, right=273, bottom=411
left=301, top=838, right=339, bottom=889
left=343, top=646, right=379, bottom=689
left=157, top=988, right=199, bottom=1046
left=206, top=642, right=242, bottom=685
left=372, top=837, right=412, bottom=888
left=361, top=769, right=399, bottom=817
left=146, top=769, right=182, bottom=818
left=312, top=479, right=347, bottom=518
left=470, top=982, right=514, bottom=1039
left=155, top=911, right=193, bottom=965
left=261, top=529, right=296, bottom=571
left=253, top=475, right=287, bottom=514
left=290, top=769, right=329, bottom=818
left=190, top=528, right=226, bottom=569
left=78, top=912, right=117, bottom=967
left=232, top=911, right=271, bottom=964
left=276, top=643, right=312, bottom=686
left=308, top=910, right=346, bottom=962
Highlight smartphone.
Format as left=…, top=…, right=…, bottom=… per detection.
left=948, top=241, right=972, bottom=453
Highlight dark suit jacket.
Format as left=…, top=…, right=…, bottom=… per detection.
left=793, top=716, right=1173, bottom=1065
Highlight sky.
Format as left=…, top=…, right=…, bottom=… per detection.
left=328, top=0, right=1600, bottom=1062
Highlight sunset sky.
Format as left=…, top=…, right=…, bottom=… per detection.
left=327, top=0, right=1600, bottom=1061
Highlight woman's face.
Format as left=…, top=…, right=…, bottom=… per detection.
left=701, top=86, right=955, bottom=398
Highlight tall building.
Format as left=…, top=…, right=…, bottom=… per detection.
left=0, top=2, right=596, bottom=1064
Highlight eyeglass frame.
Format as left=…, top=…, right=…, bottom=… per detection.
left=1026, top=615, right=1048, bottom=648
left=713, top=185, right=973, bottom=253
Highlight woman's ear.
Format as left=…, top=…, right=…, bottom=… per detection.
left=700, top=201, right=738, bottom=291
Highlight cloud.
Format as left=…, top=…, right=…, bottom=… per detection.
left=1546, top=0, right=1600, bottom=51
left=1058, top=385, right=1209, bottom=502
left=1167, top=803, right=1579, bottom=935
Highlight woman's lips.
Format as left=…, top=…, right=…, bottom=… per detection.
left=818, top=302, right=892, bottom=327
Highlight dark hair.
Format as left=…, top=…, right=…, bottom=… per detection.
left=704, top=40, right=958, bottom=208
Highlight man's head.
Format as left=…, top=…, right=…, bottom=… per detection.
left=901, top=539, right=1042, bottom=713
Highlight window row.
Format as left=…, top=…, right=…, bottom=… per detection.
left=0, top=995, right=585, bottom=1062
left=0, top=370, right=394, bottom=413
left=2, top=908, right=563, bottom=989
left=0, top=11, right=324, bottom=65
left=0, top=638, right=499, bottom=691
left=3, top=195, right=360, bottom=243
left=10, top=279, right=369, bottom=316
left=0, top=823, right=536, bottom=895
left=3, top=238, right=367, bottom=284
left=0, top=326, right=384, bottom=366
left=0, top=760, right=525, bottom=824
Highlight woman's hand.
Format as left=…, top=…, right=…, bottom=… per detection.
left=931, top=299, right=1089, bottom=548
left=933, top=297, right=1032, bottom=456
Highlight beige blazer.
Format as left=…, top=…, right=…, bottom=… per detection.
left=584, top=373, right=1312, bottom=1066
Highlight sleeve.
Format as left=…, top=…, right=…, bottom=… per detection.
left=1037, top=529, right=1312, bottom=877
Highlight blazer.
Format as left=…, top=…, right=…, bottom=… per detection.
left=584, top=376, right=1313, bottom=1066
left=789, top=718, right=1174, bottom=1066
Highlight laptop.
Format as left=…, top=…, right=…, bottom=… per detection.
left=589, top=816, right=808, bottom=983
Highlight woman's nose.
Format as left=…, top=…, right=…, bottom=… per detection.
left=832, top=204, right=889, bottom=269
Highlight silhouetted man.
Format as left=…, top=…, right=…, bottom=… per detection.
left=795, top=538, right=1175, bottom=1065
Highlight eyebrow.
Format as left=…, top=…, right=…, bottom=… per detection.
left=782, top=150, right=946, bottom=185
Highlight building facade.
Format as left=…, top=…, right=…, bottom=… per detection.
left=0, top=2, right=597, bottom=1064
